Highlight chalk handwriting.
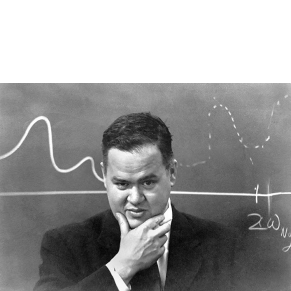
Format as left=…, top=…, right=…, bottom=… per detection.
left=282, top=242, right=291, bottom=252
left=248, top=213, right=291, bottom=252
left=248, top=213, right=268, bottom=230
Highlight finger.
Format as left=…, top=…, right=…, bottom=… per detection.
left=159, top=217, right=172, bottom=226
left=116, top=212, right=129, bottom=237
left=158, top=234, right=168, bottom=246
left=153, top=216, right=171, bottom=230
left=157, top=246, right=166, bottom=258
left=143, top=214, right=165, bottom=230
left=153, top=221, right=171, bottom=237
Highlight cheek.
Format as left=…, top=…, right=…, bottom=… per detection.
left=107, top=187, right=127, bottom=211
left=148, top=184, right=170, bottom=213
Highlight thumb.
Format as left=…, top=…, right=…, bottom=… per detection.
left=116, top=212, right=129, bottom=237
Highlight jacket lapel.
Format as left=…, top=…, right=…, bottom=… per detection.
left=165, top=206, right=202, bottom=291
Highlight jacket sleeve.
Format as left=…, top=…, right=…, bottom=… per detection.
left=34, top=229, right=119, bottom=291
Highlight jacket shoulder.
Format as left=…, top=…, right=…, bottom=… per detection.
left=177, top=210, right=240, bottom=242
left=42, top=209, right=112, bottom=248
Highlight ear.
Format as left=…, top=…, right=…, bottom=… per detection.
left=100, top=162, right=107, bottom=189
left=169, top=159, right=178, bottom=187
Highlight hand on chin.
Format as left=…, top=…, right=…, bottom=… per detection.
left=126, top=210, right=148, bottom=229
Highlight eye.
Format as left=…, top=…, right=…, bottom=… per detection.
left=116, top=182, right=129, bottom=190
left=142, top=180, right=156, bottom=189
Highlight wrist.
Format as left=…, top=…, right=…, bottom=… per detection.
left=110, top=256, right=136, bottom=285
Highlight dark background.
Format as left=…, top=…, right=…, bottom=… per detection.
left=0, top=84, right=291, bottom=290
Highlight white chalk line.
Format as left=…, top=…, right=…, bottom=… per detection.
left=0, top=190, right=290, bottom=197
left=0, top=116, right=104, bottom=182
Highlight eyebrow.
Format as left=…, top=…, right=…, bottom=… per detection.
left=139, top=174, right=158, bottom=182
left=111, top=177, right=129, bottom=183
left=111, top=174, right=158, bottom=183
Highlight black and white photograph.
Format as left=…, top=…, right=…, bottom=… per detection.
left=0, top=84, right=290, bottom=291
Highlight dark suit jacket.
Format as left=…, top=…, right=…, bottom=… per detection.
left=34, top=205, right=242, bottom=291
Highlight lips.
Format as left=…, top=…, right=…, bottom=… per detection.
left=126, top=208, right=146, bottom=218
left=128, top=208, right=144, bottom=213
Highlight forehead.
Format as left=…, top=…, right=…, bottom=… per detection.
left=106, top=144, right=164, bottom=176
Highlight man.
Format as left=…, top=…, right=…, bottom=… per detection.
left=34, top=112, right=241, bottom=291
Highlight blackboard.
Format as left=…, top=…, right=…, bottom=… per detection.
left=0, top=83, right=290, bottom=290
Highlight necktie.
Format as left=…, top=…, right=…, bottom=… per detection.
left=130, top=263, right=162, bottom=291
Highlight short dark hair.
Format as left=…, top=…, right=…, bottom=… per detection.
left=102, top=112, right=173, bottom=171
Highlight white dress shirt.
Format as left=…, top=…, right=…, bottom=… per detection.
left=106, top=199, right=173, bottom=291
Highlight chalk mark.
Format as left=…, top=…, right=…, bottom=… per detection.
left=0, top=116, right=104, bottom=182
left=209, top=95, right=289, bottom=167
left=255, top=184, right=259, bottom=204
left=0, top=190, right=291, bottom=197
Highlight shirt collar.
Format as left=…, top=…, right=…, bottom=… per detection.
left=163, top=198, right=173, bottom=226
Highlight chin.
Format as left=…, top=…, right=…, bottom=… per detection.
left=128, top=219, right=144, bottom=229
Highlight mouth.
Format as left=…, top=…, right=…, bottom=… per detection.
left=126, top=208, right=146, bottom=218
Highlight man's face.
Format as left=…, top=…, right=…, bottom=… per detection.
left=101, top=144, right=177, bottom=229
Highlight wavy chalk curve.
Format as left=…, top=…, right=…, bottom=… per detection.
left=0, top=116, right=104, bottom=182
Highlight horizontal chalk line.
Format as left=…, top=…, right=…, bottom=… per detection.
left=0, top=191, right=107, bottom=196
left=0, top=191, right=290, bottom=197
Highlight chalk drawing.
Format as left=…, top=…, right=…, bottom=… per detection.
left=0, top=116, right=104, bottom=182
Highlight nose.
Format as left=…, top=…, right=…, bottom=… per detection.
left=127, top=185, right=144, bottom=205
